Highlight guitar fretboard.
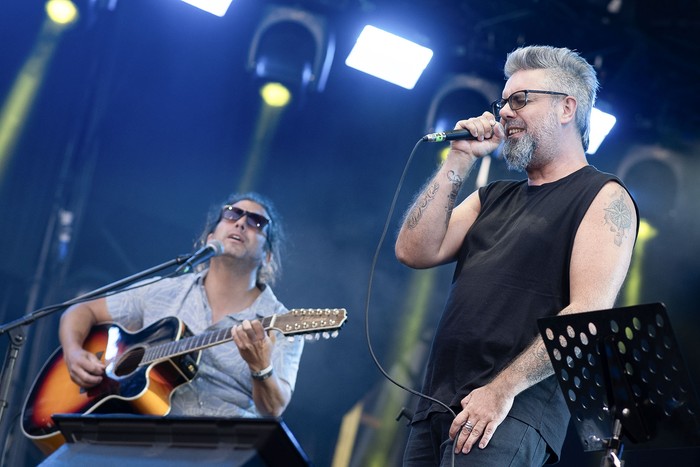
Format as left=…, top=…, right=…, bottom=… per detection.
left=142, top=327, right=223, bottom=364
left=141, top=315, right=276, bottom=365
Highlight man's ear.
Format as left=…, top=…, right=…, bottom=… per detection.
left=560, top=96, right=577, bottom=124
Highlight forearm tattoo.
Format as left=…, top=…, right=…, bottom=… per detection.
left=406, top=182, right=439, bottom=229
left=604, top=190, right=633, bottom=246
left=535, top=340, right=550, bottom=363
left=521, top=340, right=554, bottom=386
left=445, top=170, right=463, bottom=227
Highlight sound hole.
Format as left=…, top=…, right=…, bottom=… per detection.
left=114, top=347, right=145, bottom=376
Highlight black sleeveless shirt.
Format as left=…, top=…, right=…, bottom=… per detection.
left=414, top=165, right=637, bottom=460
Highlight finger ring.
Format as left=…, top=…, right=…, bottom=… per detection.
left=462, top=421, right=473, bottom=433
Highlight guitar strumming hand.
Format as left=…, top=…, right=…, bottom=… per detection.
left=63, top=344, right=107, bottom=389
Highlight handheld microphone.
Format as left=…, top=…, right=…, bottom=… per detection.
left=175, top=240, right=224, bottom=275
left=422, top=129, right=476, bottom=143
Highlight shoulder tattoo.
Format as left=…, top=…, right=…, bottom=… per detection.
left=406, top=182, right=439, bottom=229
left=603, top=189, right=634, bottom=246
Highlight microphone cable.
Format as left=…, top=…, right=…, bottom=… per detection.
left=363, top=137, right=459, bottom=467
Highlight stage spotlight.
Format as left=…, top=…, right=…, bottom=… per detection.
left=587, top=107, right=617, bottom=154
left=0, top=1, right=75, bottom=180
left=345, top=25, right=433, bottom=90
left=46, top=0, right=78, bottom=25
left=260, top=82, right=291, bottom=108
left=247, top=5, right=335, bottom=95
left=180, top=0, right=233, bottom=17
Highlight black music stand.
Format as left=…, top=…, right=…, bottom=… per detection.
left=39, top=414, right=311, bottom=467
left=538, top=303, right=700, bottom=466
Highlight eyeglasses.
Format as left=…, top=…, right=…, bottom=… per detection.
left=221, top=205, right=270, bottom=231
left=491, top=90, right=568, bottom=117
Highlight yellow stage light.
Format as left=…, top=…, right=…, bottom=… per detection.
left=46, top=0, right=79, bottom=26
left=0, top=5, right=74, bottom=181
left=623, top=218, right=657, bottom=306
left=260, top=82, right=291, bottom=108
left=637, top=218, right=658, bottom=242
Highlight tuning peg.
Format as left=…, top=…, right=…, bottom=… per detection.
left=322, top=332, right=330, bottom=339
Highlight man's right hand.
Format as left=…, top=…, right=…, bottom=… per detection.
left=64, top=347, right=106, bottom=388
left=449, top=111, right=505, bottom=160
left=59, top=298, right=113, bottom=388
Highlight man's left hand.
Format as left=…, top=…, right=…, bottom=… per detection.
left=449, top=382, right=515, bottom=454
left=231, top=319, right=274, bottom=371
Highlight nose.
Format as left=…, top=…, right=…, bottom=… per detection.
left=499, top=102, right=516, bottom=119
left=233, top=214, right=248, bottom=230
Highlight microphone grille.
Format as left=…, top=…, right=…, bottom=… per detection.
left=208, top=239, right=225, bottom=255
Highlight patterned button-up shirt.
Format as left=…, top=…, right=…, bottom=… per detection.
left=106, top=270, right=304, bottom=417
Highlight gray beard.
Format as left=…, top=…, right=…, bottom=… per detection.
left=501, top=111, right=560, bottom=172
left=502, top=133, right=535, bottom=172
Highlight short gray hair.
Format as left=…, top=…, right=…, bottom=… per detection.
left=504, top=45, right=599, bottom=152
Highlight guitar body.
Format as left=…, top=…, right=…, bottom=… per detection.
left=21, top=307, right=347, bottom=456
left=21, top=317, right=200, bottom=454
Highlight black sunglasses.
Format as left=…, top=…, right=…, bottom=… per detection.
left=221, top=205, right=270, bottom=231
left=491, top=89, right=568, bottom=117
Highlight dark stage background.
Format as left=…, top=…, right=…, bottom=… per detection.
left=1, top=1, right=699, bottom=465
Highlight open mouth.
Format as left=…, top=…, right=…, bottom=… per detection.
left=507, top=127, right=525, bottom=137
left=228, top=233, right=243, bottom=243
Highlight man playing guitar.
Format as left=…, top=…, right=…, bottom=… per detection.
left=59, top=192, right=303, bottom=419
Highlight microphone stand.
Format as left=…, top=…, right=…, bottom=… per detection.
left=0, top=254, right=189, bottom=439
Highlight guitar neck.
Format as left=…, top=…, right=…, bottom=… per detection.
left=140, top=309, right=346, bottom=365
left=141, top=316, right=277, bottom=365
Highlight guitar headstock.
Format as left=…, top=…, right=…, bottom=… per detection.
left=269, top=308, right=347, bottom=340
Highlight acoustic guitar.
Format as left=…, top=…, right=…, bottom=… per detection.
left=21, top=308, right=347, bottom=454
